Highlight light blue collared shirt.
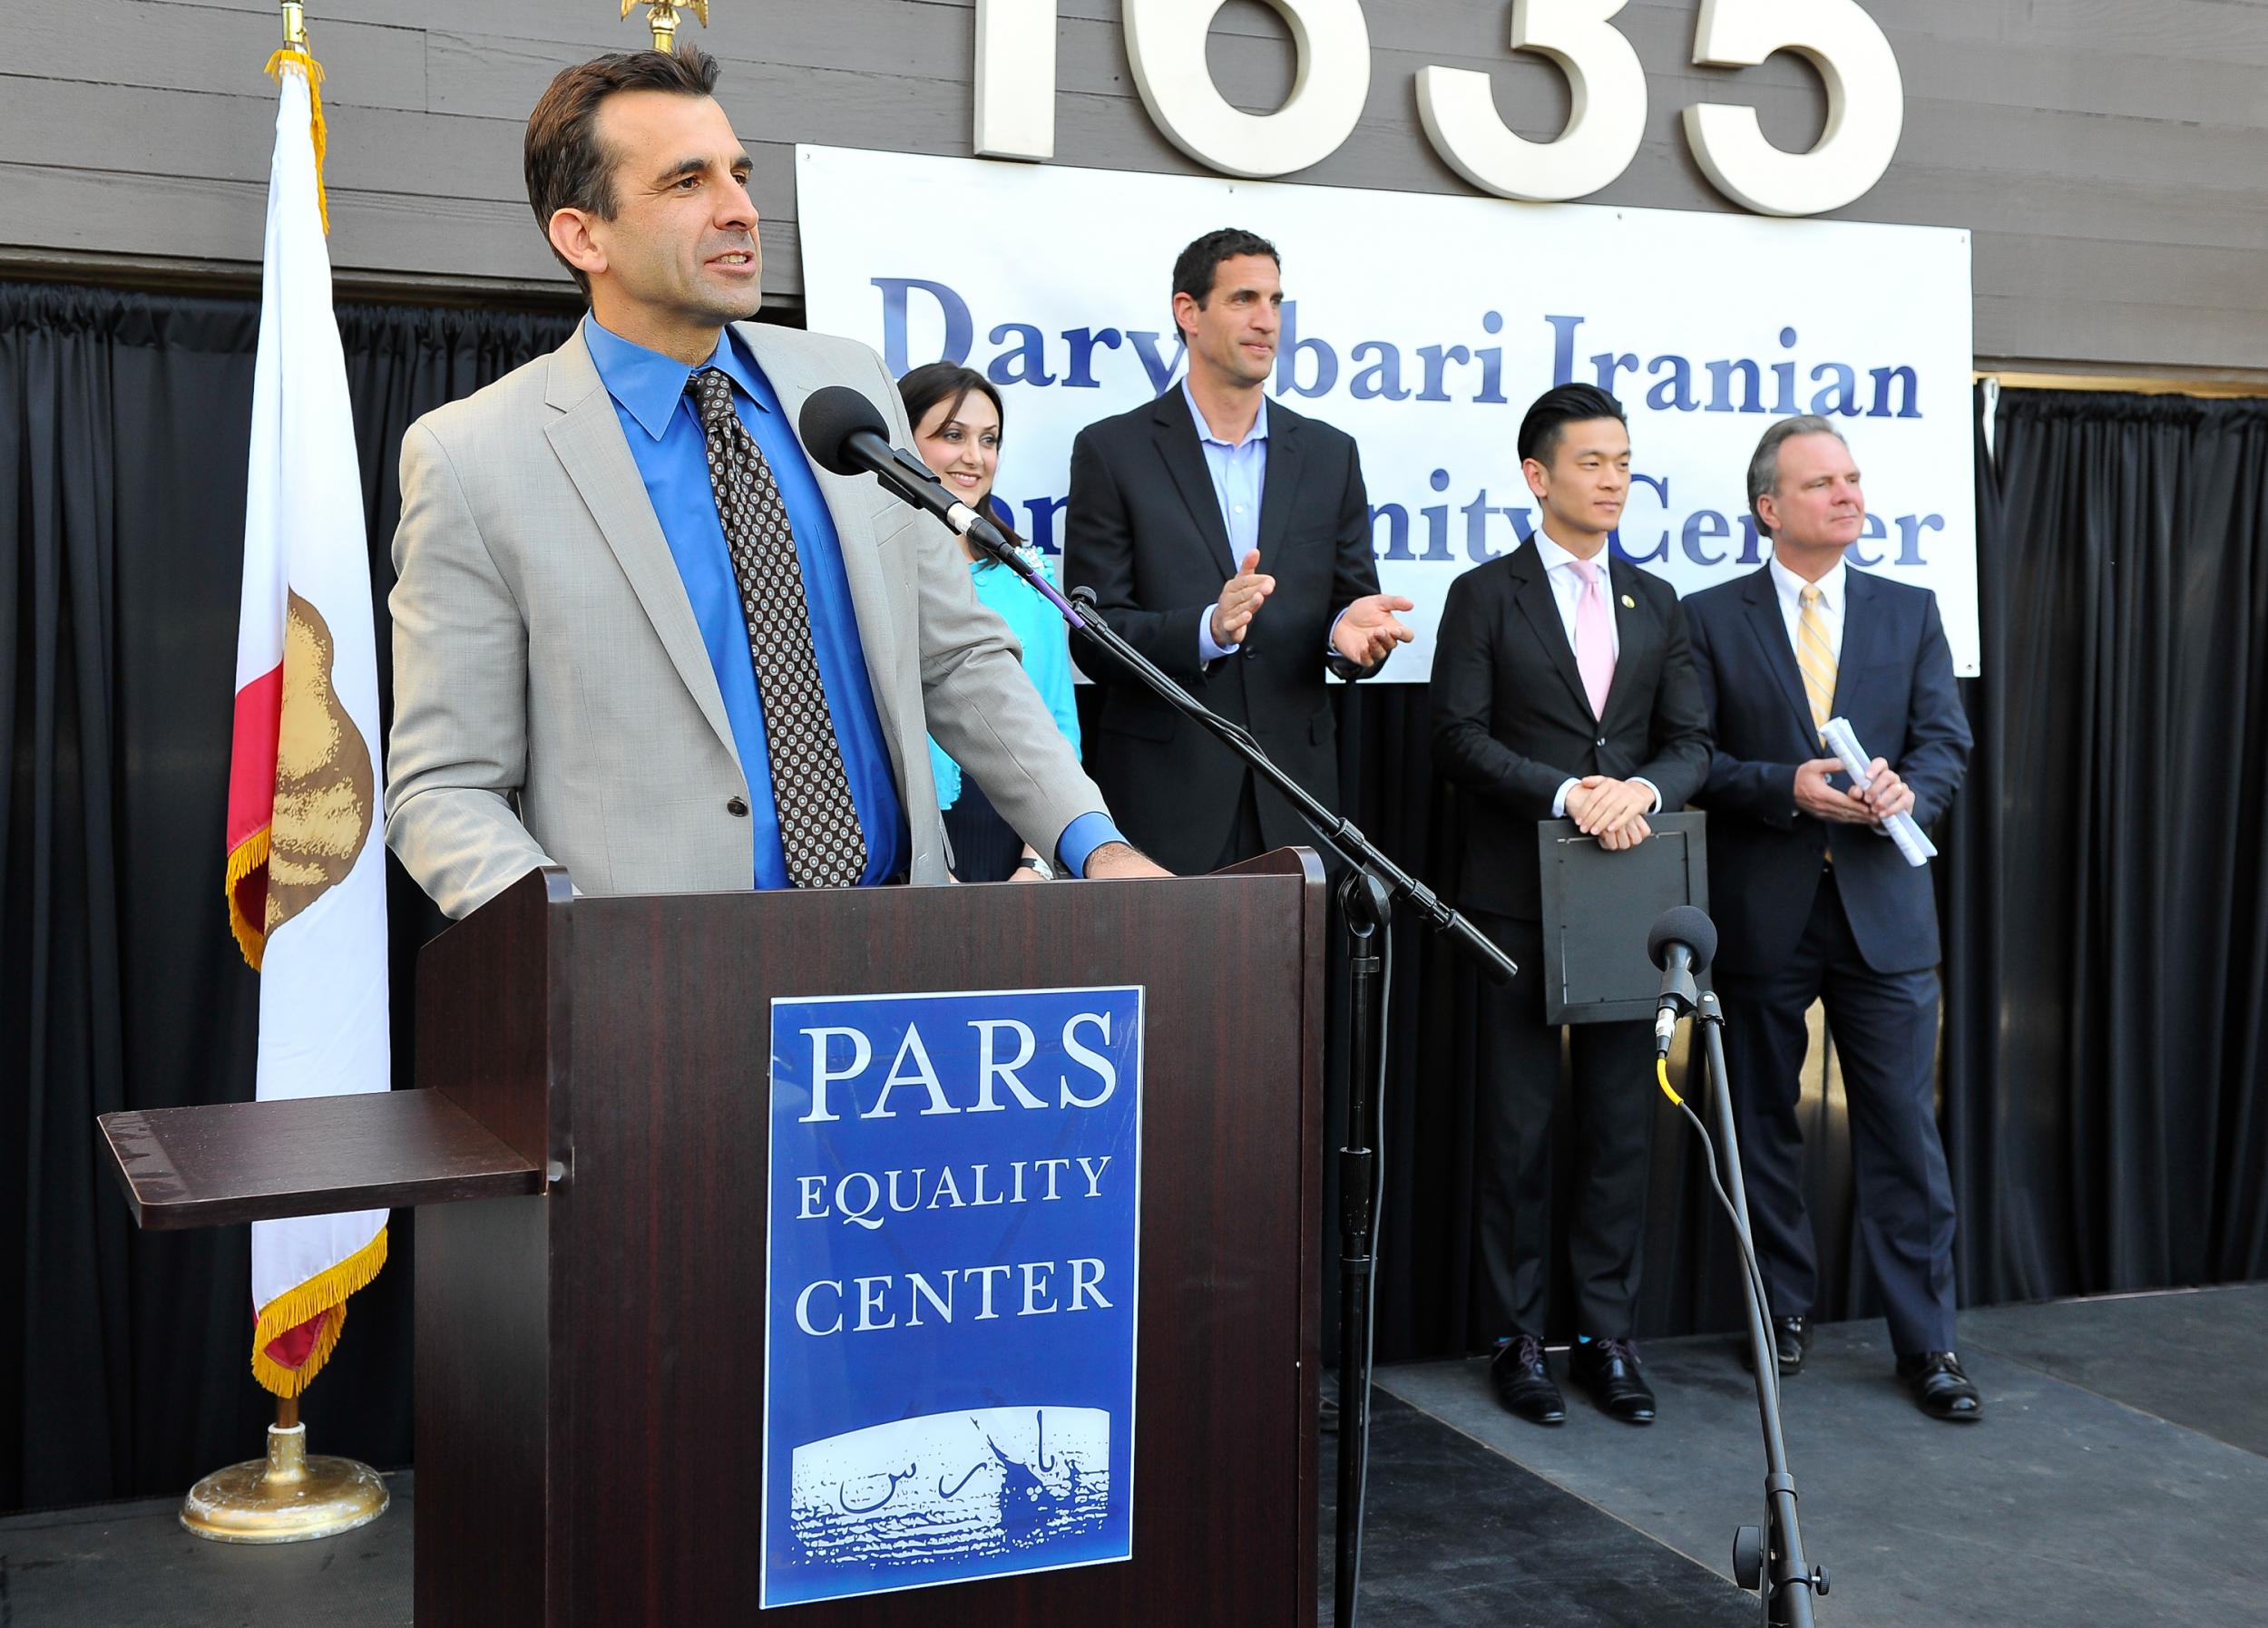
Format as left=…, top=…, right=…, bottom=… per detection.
left=1183, top=378, right=1269, bottom=662
left=1180, top=378, right=1359, bottom=668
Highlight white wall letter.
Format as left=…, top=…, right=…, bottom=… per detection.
left=974, top=0, right=1057, bottom=161
left=1682, top=0, right=1903, bottom=217
left=1416, top=0, right=1647, bottom=202
left=1124, top=0, right=1371, bottom=179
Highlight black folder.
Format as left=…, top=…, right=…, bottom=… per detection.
left=1536, top=811, right=1710, bottom=1023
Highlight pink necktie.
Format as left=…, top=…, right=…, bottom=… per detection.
left=1570, top=558, right=1615, bottom=719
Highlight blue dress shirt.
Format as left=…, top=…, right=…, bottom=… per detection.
left=584, top=317, right=1123, bottom=881
left=584, top=316, right=906, bottom=889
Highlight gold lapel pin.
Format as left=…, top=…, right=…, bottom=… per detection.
left=1620, top=593, right=1636, bottom=609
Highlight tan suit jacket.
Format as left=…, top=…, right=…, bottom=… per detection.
left=385, top=320, right=1105, bottom=918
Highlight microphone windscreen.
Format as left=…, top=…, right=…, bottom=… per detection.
left=1647, top=904, right=1718, bottom=972
left=797, top=385, right=889, bottom=477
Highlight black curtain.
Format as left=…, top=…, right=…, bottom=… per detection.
left=9, top=280, right=2268, bottom=1511
left=1940, top=387, right=2268, bottom=1304
left=2, top=282, right=574, bottom=1512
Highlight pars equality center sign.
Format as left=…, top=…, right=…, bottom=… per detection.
left=797, top=146, right=1980, bottom=679
left=762, top=985, right=1143, bottom=1609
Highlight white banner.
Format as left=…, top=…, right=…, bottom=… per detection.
left=797, top=147, right=1978, bottom=678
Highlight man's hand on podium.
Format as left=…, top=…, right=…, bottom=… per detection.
left=1082, top=842, right=1172, bottom=879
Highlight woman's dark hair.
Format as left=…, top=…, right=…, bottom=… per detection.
left=896, top=364, right=1023, bottom=567
left=524, top=46, right=721, bottom=295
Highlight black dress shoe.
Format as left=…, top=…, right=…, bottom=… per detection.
left=1490, top=1334, right=1565, bottom=1425
left=1571, top=1336, right=1657, bottom=1424
left=1896, top=1350, right=1983, bottom=1421
left=1742, top=1315, right=1813, bottom=1376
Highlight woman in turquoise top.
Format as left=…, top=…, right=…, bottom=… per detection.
left=898, top=363, right=1083, bottom=882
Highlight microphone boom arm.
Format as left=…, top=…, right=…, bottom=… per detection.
left=951, top=505, right=1514, bottom=984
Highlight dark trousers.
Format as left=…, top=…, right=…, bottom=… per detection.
left=1716, top=870, right=1959, bottom=1355
left=1211, top=773, right=1266, bottom=872
left=1470, top=911, right=1658, bottom=1340
left=943, top=777, right=1023, bottom=883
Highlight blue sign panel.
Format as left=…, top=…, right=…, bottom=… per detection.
left=762, top=985, right=1144, bottom=1609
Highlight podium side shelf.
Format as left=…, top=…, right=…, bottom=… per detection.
left=96, top=1089, right=543, bottom=1230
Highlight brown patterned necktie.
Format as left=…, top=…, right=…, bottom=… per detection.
left=690, top=369, right=868, bottom=888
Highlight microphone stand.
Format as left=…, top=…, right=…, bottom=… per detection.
left=942, top=506, right=1515, bottom=1628
left=1688, top=991, right=1824, bottom=1627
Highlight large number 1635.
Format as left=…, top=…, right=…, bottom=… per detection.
left=974, top=0, right=1901, bottom=219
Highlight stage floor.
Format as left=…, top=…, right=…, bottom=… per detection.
left=1370, top=1281, right=2268, bottom=1626
left=4, top=1285, right=2263, bottom=1625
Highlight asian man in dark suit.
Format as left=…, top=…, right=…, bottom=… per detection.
left=1431, top=385, right=1711, bottom=1426
left=1684, top=415, right=1978, bottom=1421
left=1062, top=229, right=1415, bottom=874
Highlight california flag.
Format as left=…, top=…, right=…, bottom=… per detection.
left=222, top=50, right=389, bottom=1398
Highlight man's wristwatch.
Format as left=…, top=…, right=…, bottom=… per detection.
left=1016, top=853, right=1060, bottom=880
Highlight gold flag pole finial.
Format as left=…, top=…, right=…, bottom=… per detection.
left=621, top=0, right=709, bottom=53
left=280, top=0, right=307, bottom=48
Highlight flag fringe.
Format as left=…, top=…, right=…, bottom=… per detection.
left=225, top=825, right=270, bottom=970
left=264, top=47, right=330, bottom=235
left=251, top=1223, right=387, bottom=1399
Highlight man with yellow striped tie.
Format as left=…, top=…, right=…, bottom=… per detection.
left=1685, top=417, right=1979, bottom=1422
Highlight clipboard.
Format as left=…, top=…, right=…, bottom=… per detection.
left=1536, top=811, right=1710, bottom=1024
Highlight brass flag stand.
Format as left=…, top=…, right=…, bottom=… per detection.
left=182, top=1393, right=389, bottom=1545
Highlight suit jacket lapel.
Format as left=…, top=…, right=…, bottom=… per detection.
left=1254, top=403, right=1302, bottom=566
left=1508, top=541, right=1594, bottom=722
left=1738, top=564, right=1818, bottom=746
left=542, top=328, right=738, bottom=762
left=735, top=323, right=908, bottom=750
left=1599, top=555, right=1653, bottom=724
left=1833, top=566, right=1877, bottom=720
left=1149, top=393, right=1238, bottom=579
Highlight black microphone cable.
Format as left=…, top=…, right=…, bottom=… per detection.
left=1652, top=1050, right=1782, bottom=1415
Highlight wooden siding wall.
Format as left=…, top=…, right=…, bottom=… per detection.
left=4, top=0, right=2265, bottom=373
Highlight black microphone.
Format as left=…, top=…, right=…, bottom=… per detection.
left=1646, top=905, right=1718, bottom=1058
left=797, top=384, right=1013, bottom=551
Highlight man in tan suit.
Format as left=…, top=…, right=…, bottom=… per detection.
left=386, top=47, right=1162, bottom=917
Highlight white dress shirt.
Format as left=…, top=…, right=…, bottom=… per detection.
left=1768, top=551, right=1847, bottom=665
left=1531, top=526, right=1657, bottom=819
left=1532, top=526, right=1622, bottom=658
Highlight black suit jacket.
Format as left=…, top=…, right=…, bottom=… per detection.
left=1063, top=390, right=1383, bottom=873
left=1685, top=564, right=1970, bottom=975
left=1431, top=541, right=1711, bottom=920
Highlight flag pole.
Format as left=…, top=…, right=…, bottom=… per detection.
left=621, top=0, right=710, bottom=52
left=182, top=1, right=390, bottom=1542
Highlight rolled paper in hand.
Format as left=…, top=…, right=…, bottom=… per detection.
left=1821, top=717, right=1937, bottom=868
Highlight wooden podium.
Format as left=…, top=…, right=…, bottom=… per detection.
left=99, top=853, right=1328, bottom=1624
